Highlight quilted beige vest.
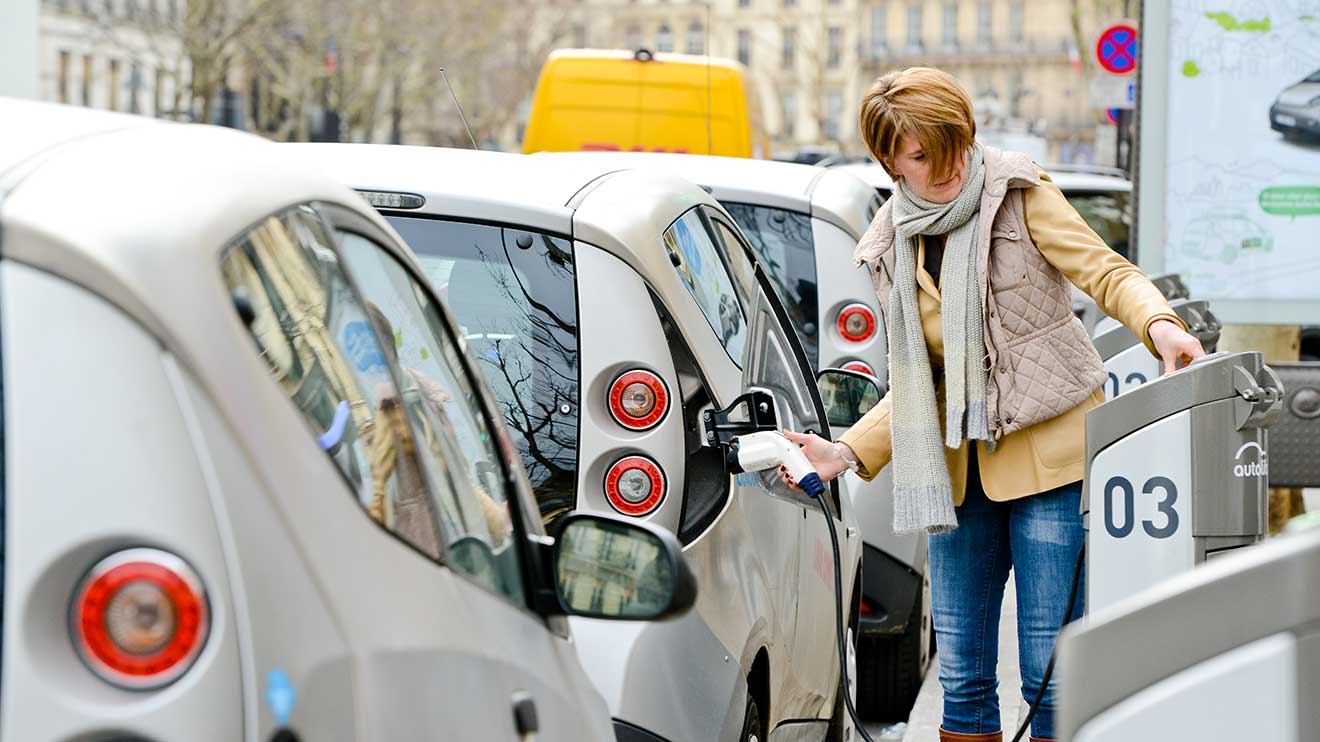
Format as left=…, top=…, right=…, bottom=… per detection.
left=854, top=146, right=1107, bottom=438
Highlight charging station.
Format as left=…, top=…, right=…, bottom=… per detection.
left=1092, top=298, right=1221, bottom=399
left=1082, top=351, right=1282, bottom=613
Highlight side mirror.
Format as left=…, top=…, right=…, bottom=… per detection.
left=552, top=513, right=697, bottom=621
left=816, top=368, right=885, bottom=428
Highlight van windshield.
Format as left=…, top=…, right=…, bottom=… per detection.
left=720, top=202, right=819, bottom=367
left=384, top=215, right=580, bottom=529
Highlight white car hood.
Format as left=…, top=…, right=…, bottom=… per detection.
left=1278, top=81, right=1320, bottom=106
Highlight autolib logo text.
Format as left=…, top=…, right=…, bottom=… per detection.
left=1233, top=441, right=1268, bottom=479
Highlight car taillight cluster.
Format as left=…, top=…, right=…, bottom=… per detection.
left=836, top=303, right=877, bottom=343
left=72, top=548, right=209, bottom=690
left=604, top=456, right=667, bottom=516
left=603, top=368, right=670, bottom=516
left=608, top=369, right=669, bottom=431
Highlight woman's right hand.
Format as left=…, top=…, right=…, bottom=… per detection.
left=777, top=430, right=852, bottom=490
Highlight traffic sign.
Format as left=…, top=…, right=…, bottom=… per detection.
left=1096, top=23, right=1138, bottom=75
left=1089, top=75, right=1134, bottom=109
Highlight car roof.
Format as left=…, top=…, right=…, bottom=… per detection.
left=289, top=144, right=634, bottom=236
left=288, top=143, right=731, bottom=268
left=827, top=161, right=1131, bottom=194
left=546, top=48, right=745, bottom=72
left=0, top=98, right=396, bottom=353
left=533, top=151, right=878, bottom=238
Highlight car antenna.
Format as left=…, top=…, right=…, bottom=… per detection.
left=705, top=1, right=713, bottom=155
left=440, top=67, right=479, bottom=150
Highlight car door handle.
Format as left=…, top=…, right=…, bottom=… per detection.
left=512, top=691, right=539, bottom=740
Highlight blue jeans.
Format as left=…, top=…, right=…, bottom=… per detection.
left=928, top=449, right=1085, bottom=739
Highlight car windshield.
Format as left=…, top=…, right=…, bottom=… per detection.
left=1065, top=190, right=1132, bottom=260
left=1306, top=69, right=1320, bottom=83
left=720, top=202, right=819, bottom=367
left=384, top=215, right=581, bottom=529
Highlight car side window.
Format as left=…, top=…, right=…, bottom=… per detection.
left=663, top=208, right=747, bottom=366
left=337, top=230, right=525, bottom=602
left=221, top=207, right=448, bottom=562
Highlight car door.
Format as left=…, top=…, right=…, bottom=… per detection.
left=221, top=204, right=613, bottom=741
left=707, top=208, right=847, bottom=714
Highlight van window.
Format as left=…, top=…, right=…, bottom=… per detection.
left=221, top=207, right=447, bottom=561
left=337, top=230, right=525, bottom=601
left=663, top=209, right=748, bottom=366
left=718, top=203, right=819, bottom=367
left=384, top=216, right=580, bottom=529
left=1066, top=190, right=1131, bottom=260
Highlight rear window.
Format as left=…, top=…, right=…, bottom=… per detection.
left=721, top=202, right=819, bottom=367
left=1066, top=190, right=1131, bottom=260
left=385, top=216, right=580, bottom=528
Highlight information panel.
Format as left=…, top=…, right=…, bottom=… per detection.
left=1138, top=2, right=1320, bottom=323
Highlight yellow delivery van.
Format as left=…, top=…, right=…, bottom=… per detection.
left=522, top=49, right=769, bottom=158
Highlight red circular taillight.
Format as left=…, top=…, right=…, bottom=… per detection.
left=72, top=548, right=209, bottom=690
left=608, top=370, right=669, bottom=431
left=837, top=303, right=877, bottom=343
left=604, top=456, right=666, bottom=516
left=842, top=360, right=877, bottom=377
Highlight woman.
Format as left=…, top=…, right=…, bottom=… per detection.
left=782, top=68, right=1205, bottom=742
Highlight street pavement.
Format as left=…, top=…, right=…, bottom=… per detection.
left=864, top=575, right=1027, bottom=742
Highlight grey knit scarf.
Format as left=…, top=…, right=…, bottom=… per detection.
left=888, top=144, right=992, bottom=534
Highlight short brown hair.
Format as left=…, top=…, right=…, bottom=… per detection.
left=858, top=67, right=976, bottom=183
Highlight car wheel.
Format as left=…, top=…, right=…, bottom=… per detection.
left=739, top=693, right=763, bottom=742
left=857, top=567, right=932, bottom=719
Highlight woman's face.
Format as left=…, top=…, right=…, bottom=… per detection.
left=889, top=136, right=968, bottom=204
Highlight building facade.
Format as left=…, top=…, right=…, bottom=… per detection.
left=573, top=0, right=1129, bottom=163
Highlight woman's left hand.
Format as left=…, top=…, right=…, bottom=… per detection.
left=1149, top=319, right=1206, bottom=373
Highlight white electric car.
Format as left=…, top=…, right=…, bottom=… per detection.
left=0, top=99, right=695, bottom=742
left=298, top=143, right=868, bottom=742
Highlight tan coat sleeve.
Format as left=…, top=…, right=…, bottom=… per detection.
left=837, top=393, right=892, bottom=481
left=1023, top=171, right=1185, bottom=358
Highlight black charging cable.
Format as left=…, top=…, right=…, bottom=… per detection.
left=805, top=475, right=877, bottom=742
left=1009, top=543, right=1086, bottom=742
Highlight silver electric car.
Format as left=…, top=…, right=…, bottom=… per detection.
left=298, top=143, right=867, bottom=742
left=0, top=99, right=695, bottom=742
left=535, top=150, right=933, bottom=719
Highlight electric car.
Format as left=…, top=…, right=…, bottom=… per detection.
left=297, top=142, right=868, bottom=742
left=1270, top=68, right=1320, bottom=142
left=0, top=99, right=697, bottom=741
left=534, top=150, right=933, bottom=720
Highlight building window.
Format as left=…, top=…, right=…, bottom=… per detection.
left=942, top=2, right=958, bottom=50
left=56, top=50, right=70, bottom=103
left=154, top=66, right=164, bottom=116
left=739, top=0, right=750, bottom=7
left=827, top=27, right=842, bottom=67
left=784, top=0, right=796, bottom=6
left=907, top=3, right=924, bottom=52
left=782, top=91, right=797, bottom=139
left=977, top=0, right=992, bottom=47
left=1010, top=0, right=1025, bottom=43
left=107, top=59, right=120, bottom=111
left=625, top=25, right=641, bottom=50
left=81, top=54, right=93, bottom=106
left=687, top=23, right=704, bottom=54
left=825, top=91, right=843, bottom=141
left=782, top=27, right=796, bottom=68
left=737, top=29, right=751, bottom=66
left=870, top=7, right=887, bottom=58
left=656, top=24, right=673, bottom=52
left=128, top=63, right=141, bottom=113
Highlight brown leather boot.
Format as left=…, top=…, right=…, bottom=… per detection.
left=937, top=729, right=1002, bottom=742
